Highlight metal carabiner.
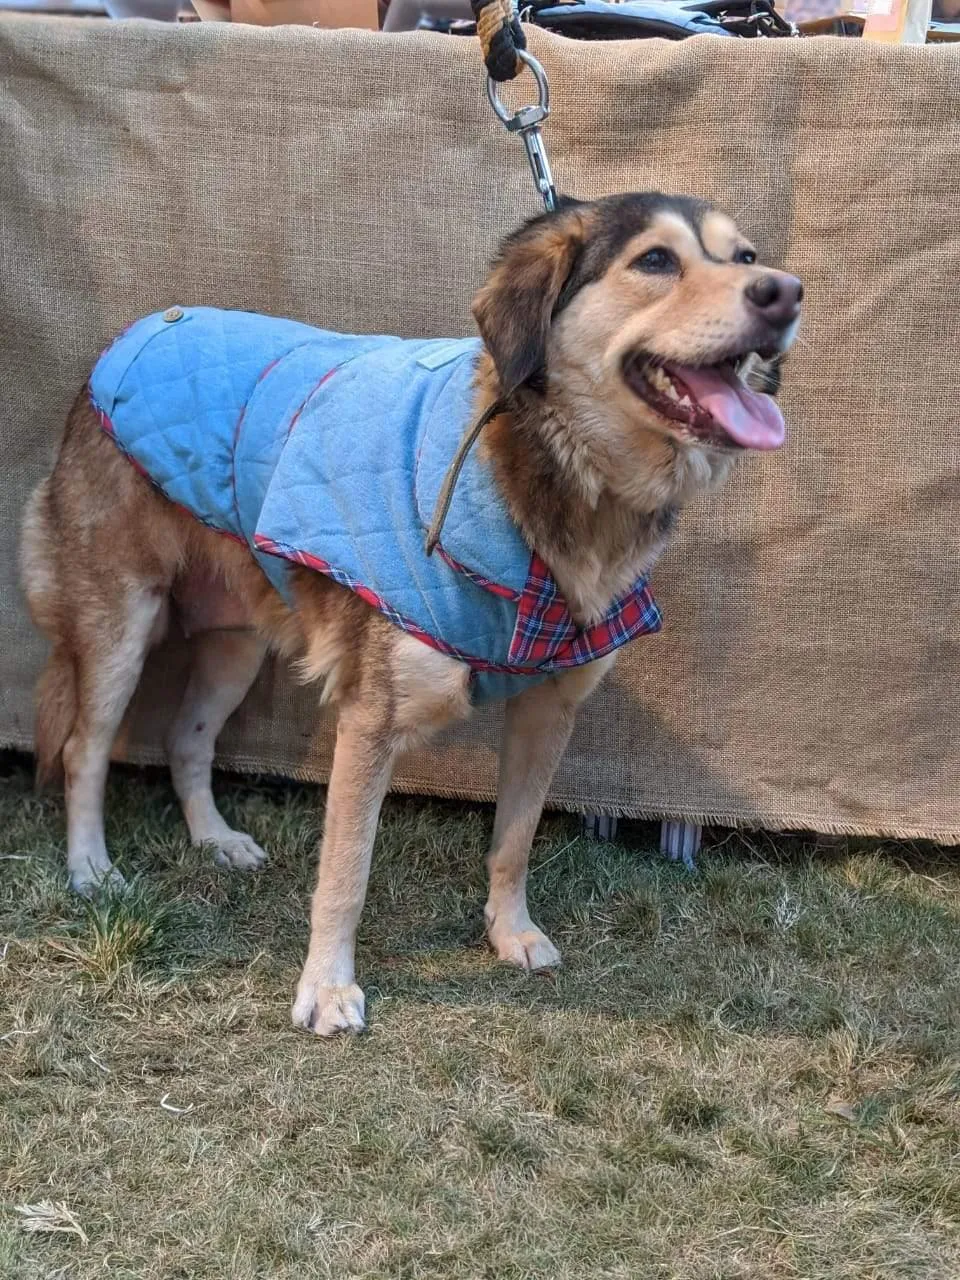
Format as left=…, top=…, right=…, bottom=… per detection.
left=486, top=49, right=558, bottom=213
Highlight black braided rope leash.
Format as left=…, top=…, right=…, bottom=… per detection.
left=470, top=0, right=527, bottom=80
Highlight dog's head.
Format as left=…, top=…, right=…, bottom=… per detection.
left=473, top=193, right=801, bottom=489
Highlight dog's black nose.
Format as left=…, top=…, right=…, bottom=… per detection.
left=745, top=273, right=803, bottom=328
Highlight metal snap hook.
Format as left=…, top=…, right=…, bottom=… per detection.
left=485, top=50, right=557, bottom=213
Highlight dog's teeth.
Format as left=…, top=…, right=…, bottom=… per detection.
left=650, top=368, right=678, bottom=397
left=646, top=367, right=692, bottom=408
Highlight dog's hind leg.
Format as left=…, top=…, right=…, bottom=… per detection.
left=63, top=586, right=167, bottom=895
left=484, top=654, right=616, bottom=971
left=166, top=628, right=268, bottom=870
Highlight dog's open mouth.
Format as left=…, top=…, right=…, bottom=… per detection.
left=623, top=356, right=786, bottom=451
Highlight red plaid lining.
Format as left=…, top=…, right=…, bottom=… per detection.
left=508, top=553, right=661, bottom=668
left=253, top=535, right=545, bottom=674
left=255, top=537, right=661, bottom=676
left=435, top=546, right=520, bottom=601
left=434, top=549, right=661, bottom=665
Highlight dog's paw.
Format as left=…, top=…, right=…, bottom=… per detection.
left=208, top=832, right=268, bottom=872
left=292, top=981, right=366, bottom=1037
left=69, top=864, right=128, bottom=898
left=488, top=922, right=561, bottom=972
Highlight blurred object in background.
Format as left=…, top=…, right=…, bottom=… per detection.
left=102, top=0, right=181, bottom=16
left=928, top=0, right=960, bottom=36
left=227, top=0, right=377, bottom=24
left=783, top=0, right=953, bottom=35
left=0, top=0, right=106, bottom=11
left=780, top=0, right=851, bottom=21
left=862, top=0, right=932, bottom=41
left=381, top=0, right=471, bottom=30
left=15, top=0, right=380, bottom=20
left=778, top=0, right=865, bottom=31
left=530, top=0, right=791, bottom=38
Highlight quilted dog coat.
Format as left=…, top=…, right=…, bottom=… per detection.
left=90, top=306, right=661, bottom=703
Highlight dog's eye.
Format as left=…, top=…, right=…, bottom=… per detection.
left=734, top=248, right=757, bottom=265
left=631, top=247, right=679, bottom=275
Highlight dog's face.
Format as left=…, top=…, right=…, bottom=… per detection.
left=473, top=193, right=801, bottom=495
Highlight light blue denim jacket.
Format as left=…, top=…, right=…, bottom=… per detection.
left=90, top=307, right=660, bottom=703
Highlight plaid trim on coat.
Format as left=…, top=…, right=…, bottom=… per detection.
left=509, top=554, right=662, bottom=668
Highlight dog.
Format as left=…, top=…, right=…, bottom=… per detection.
left=20, top=192, right=801, bottom=1036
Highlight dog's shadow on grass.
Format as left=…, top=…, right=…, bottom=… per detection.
left=188, top=746, right=959, bottom=1041
left=351, top=808, right=959, bottom=1041
left=3, top=744, right=957, bottom=1046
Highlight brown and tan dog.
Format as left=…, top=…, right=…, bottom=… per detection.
left=20, top=193, right=801, bottom=1035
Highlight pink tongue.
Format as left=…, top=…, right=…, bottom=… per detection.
left=668, top=364, right=786, bottom=450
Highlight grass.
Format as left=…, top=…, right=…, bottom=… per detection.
left=0, top=750, right=958, bottom=1279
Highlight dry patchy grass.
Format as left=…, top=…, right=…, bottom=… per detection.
left=1, top=753, right=958, bottom=1279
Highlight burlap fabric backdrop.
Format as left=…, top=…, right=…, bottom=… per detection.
left=1, top=18, right=958, bottom=840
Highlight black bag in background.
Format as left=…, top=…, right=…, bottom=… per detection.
left=528, top=0, right=796, bottom=40
left=414, top=0, right=796, bottom=40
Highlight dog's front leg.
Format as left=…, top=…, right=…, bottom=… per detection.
left=292, top=705, right=399, bottom=1036
left=485, top=656, right=616, bottom=970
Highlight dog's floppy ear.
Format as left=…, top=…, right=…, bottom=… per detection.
left=472, top=200, right=588, bottom=398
